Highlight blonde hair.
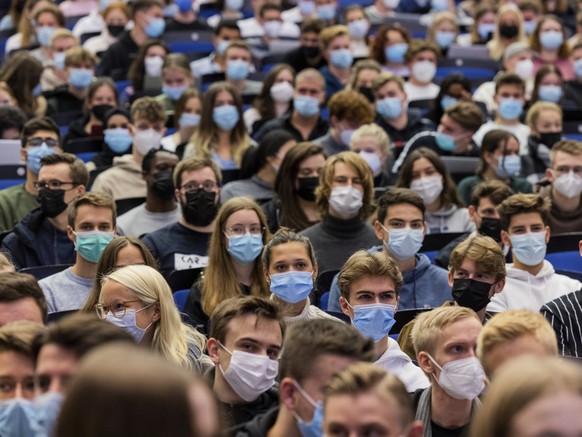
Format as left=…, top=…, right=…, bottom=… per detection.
left=200, top=197, right=270, bottom=317
left=50, top=28, right=78, bottom=47
left=411, top=306, right=481, bottom=359
left=525, top=101, right=562, bottom=129
left=346, top=59, right=382, bottom=91
left=315, top=151, right=375, bottom=219
left=488, top=4, right=526, bottom=61
left=449, top=235, right=506, bottom=282
left=428, top=12, right=458, bottom=45
left=0, top=252, right=15, bottom=273
left=320, top=25, right=350, bottom=48
left=0, top=320, right=45, bottom=356
left=101, top=265, right=205, bottom=369
left=161, top=53, right=193, bottom=81
left=477, top=310, right=558, bottom=375
left=372, top=71, right=405, bottom=93
left=470, top=356, right=582, bottom=437
left=549, top=140, right=582, bottom=165
left=350, top=123, right=391, bottom=156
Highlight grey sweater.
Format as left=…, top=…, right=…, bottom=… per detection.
left=39, top=267, right=94, bottom=313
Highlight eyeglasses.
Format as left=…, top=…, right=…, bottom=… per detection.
left=33, top=180, right=79, bottom=191
left=180, top=180, right=217, bottom=193
left=555, top=166, right=582, bottom=176
left=225, top=225, right=264, bottom=237
left=95, top=299, right=142, bottom=320
left=26, top=137, right=59, bottom=148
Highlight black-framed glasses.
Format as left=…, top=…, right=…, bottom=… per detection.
left=224, top=225, right=265, bottom=237
left=180, top=180, right=217, bottom=193
left=95, top=299, right=142, bottom=320
left=26, top=137, right=59, bottom=148
left=33, top=180, right=79, bottom=191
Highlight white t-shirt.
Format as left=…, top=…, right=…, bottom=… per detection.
left=404, top=82, right=440, bottom=102
left=473, top=120, right=531, bottom=155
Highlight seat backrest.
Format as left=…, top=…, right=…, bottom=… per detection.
left=167, top=268, right=203, bottom=292
left=114, top=197, right=146, bottom=216
left=421, top=232, right=466, bottom=252
left=173, top=289, right=190, bottom=311
left=20, top=264, right=72, bottom=280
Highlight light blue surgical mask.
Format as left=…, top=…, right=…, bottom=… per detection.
left=435, top=131, right=456, bottom=152
left=538, top=85, right=562, bottom=103
left=292, top=381, right=324, bottom=437
left=382, top=225, right=424, bottom=260
left=213, top=105, right=240, bottom=130
left=270, top=271, right=314, bottom=303
left=106, top=305, right=154, bottom=342
left=385, top=43, right=408, bottom=63
left=227, top=234, right=263, bottom=264
left=539, top=30, right=563, bottom=50
left=330, top=48, right=353, bottom=69
left=36, top=26, right=55, bottom=47
left=27, top=143, right=57, bottom=174
left=53, top=52, right=65, bottom=71
left=496, top=154, right=521, bottom=178
left=294, top=95, right=320, bottom=117
left=145, top=17, right=165, bottom=38
left=225, top=0, right=244, bottom=10
left=73, top=230, right=114, bottom=263
left=0, top=398, right=37, bottom=437
left=376, top=97, right=402, bottom=119
left=431, top=0, right=448, bottom=11
left=226, top=59, right=250, bottom=81
left=162, top=84, right=187, bottom=101
left=316, top=4, right=336, bottom=20
left=574, top=59, right=582, bottom=78
left=104, top=128, right=132, bottom=154
left=179, top=112, right=201, bottom=127
left=217, top=39, right=230, bottom=56
left=498, top=97, right=523, bottom=120
left=349, top=302, right=396, bottom=342
left=347, top=18, right=370, bottom=39
left=510, top=231, right=547, bottom=266
left=435, top=31, right=455, bottom=48
left=440, top=95, right=458, bottom=110
left=33, top=391, right=65, bottom=437
left=523, top=20, right=537, bottom=35
left=478, top=23, right=495, bottom=40
left=68, top=68, right=93, bottom=89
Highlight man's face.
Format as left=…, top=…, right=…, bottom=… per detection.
left=214, top=27, right=241, bottom=52
left=375, top=80, right=406, bottom=104
left=340, top=276, right=398, bottom=319
left=260, top=8, right=282, bottom=24
left=504, top=52, right=532, bottom=72
left=37, top=163, right=85, bottom=206
left=438, top=114, right=473, bottom=148
left=225, top=47, right=251, bottom=64
left=448, top=257, right=503, bottom=299
left=35, top=343, right=79, bottom=395
left=21, top=129, right=61, bottom=166
left=67, top=204, right=115, bottom=248
left=0, top=299, right=44, bottom=326
left=0, top=351, right=35, bottom=400
left=494, top=84, right=525, bottom=105
left=144, top=151, right=179, bottom=192
left=468, top=196, right=500, bottom=229
left=294, top=76, right=325, bottom=104
left=130, top=117, right=165, bottom=138
left=374, top=203, right=425, bottom=253
left=51, top=37, right=76, bottom=55
left=410, top=49, right=437, bottom=68
left=175, top=167, right=220, bottom=206
left=324, top=34, right=350, bottom=61
left=300, top=31, right=320, bottom=48
left=136, top=5, right=163, bottom=30
left=501, top=212, right=549, bottom=248
left=547, top=151, right=582, bottom=184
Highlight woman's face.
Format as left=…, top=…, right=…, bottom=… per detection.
left=355, top=68, right=379, bottom=88
left=100, top=280, right=156, bottom=330
left=487, top=136, right=520, bottom=167
left=105, top=8, right=129, bottom=26
left=183, top=97, right=202, bottom=115
left=146, top=45, right=167, bottom=58
left=294, top=153, right=325, bottom=189
left=90, top=85, right=116, bottom=109
left=411, top=157, right=439, bottom=181
left=107, top=114, right=130, bottom=129
left=163, top=67, right=193, bottom=88
left=223, top=209, right=262, bottom=243
left=345, top=8, right=365, bottom=22
left=385, top=30, right=406, bottom=47
left=539, top=72, right=562, bottom=87
left=266, top=241, right=317, bottom=281
left=534, top=109, right=562, bottom=134
left=351, top=135, right=383, bottom=157
left=274, top=68, right=294, bottom=85
left=436, top=20, right=456, bottom=33
left=36, top=11, right=59, bottom=28
left=115, top=244, right=146, bottom=268
left=0, top=90, right=15, bottom=106
left=478, top=11, right=496, bottom=26
left=214, top=90, right=235, bottom=108
left=539, top=17, right=562, bottom=35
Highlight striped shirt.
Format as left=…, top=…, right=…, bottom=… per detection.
left=541, top=288, right=582, bottom=357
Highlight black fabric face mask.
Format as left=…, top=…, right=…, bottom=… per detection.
left=107, top=24, right=125, bottom=37
left=182, top=189, right=218, bottom=227
left=452, top=278, right=494, bottom=312
left=358, top=86, right=375, bottom=103
left=499, top=24, right=519, bottom=39
left=37, top=188, right=68, bottom=218
left=92, top=104, right=114, bottom=122
left=479, top=217, right=502, bottom=243
left=151, top=171, right=175, bottom=199
left=539, top=132, right=562, bottom=149
left=302, top=45, right=320, bottom=58
left=296, top=176, right=319, bottom=201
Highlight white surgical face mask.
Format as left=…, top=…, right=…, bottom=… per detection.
left=553, top=172, right=582, bottom=199
left=411, top=60, right=436, bottom=83
left=269, top=81, right=294, bottom=103
left=329, top=185, right=364, bottom=219
left=105, top=305, right=154, bottom=343
left=218, top=343, right=279, bottom=402
left=514, top=58, right=534, bottom=81
left=144, top=55, right=164, bottom=77
left=427, top=354, right=486, bottom=400
left=410, top=175, right=443, bottom=205
left=134, top=128, right=163, bottom=155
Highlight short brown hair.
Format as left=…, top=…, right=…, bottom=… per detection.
left=404, top=39, right=440, bottom=63
left=130, top=96, right=166, bottom=124
left=0, top=272, right=47, bottom=323
left=173, top=156, right=222, bottom=189
left=372, top=72, right=404, bottom=93
left=64, top=46, right=97, bottom=68
left=67, top=192, right=116, bottom=229
left=209, top=296, right=285, bottom=345
left=338, top=250, right=403, bottom=301
left=469, top=180, right=515, bottom=208
left=449, top=235, right=506, bottom=282
left=376, top=187, right=425, bottom=224
left=40, top=153, right=89, bottom=187
left=21, top=117, right=61, bottom=149
left=33, top=4, right=65, bottom=27
left=445, top=101, right=483, bottom=132
left=300, top=18, right=325, bottom=34
left=224, top=40, right=252, bottom=58
left=262, top=228, right=317, bottom=272
left=549, top=140, right=582, bottom=166
left=497, top=193, right=551, bottom=231
left=0, top=320, right=45, bottom=357
left=280, top=320, right=375, bottom=382
left=320, top=25, right=350, bottom=49
left=495, top=72, right=525, bottom=95
left=328, top=90, right=375, bottom=125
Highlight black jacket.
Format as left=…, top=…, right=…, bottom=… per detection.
left=375, top=109, right=435, bottom=160
left=98, top=31, right=139, bottom=80
left=45, top=85, right=84, bottom=117
left=229, top=407, right=279, bottom=437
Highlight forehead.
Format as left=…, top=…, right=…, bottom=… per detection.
left=225, top=209, right=260, bottom=226
left=28, top=129, right=58, bottom=141
left=36, top=343, right=79, bottom=375
left=349, top=275, right=395, bottom=296
left=269, top=242, right=310, bottom=263
left=295, top=76, right=324, bottom=90
left=412, top=157, right=435, bottom=172
left=0, top=350, right=34, bottom=373
left=100, top=279, right=137, bottom=303
left=508, top=211, right=544, bottom=229
left=333, top=161, right=358, bottom=177
left=477, top=196, right=497, bottom=211
left=180, top=167, right=217, bottom=185
left=107, top=114, right=129, bottom=125
left=0, top=298, right=44, bottom=326
left=436, top=316, right=482, bottom=349
left=116, top=244, right=146, bottom=265
left=74, top=204, right=114, bottom=224
left=223, top=313, right=283, bottom=345
left=226, top=47, right=251, bottom=58
left=385, top=203, right=423, bottom=221
left=38, top=162, right=70, bottom=180
left=554, top=150, right=582, bottom=165
left=152, top=152, right=179, bottom=166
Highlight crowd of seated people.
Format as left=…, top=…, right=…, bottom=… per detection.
left=1, top=0, right=582, bottom=434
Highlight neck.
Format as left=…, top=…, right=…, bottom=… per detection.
left=132, top=149, right=144, bottom=166
left=297, top=197, right=319, bottom=222
left=275, top=295, right=307, bottom=317
left=387, top=111, right=408, bottom=130
left=425, top=198, right=442, bottom=213
left=68, top=85, right=87, bottom=100
left=257, top=166, right=276, bottom=185
left=431, top=385, right=473, bottom=429
left=483, top=167, right=500, bottom=181
left=230, top=78, right=245, bottom=94
left=214, top=372, right=246, bottom=405
left=71, top=257, right=98, bottom=279
left=551, top=185, right=581, bottom=212
left=145, top=194, right=177, bottom=213
left=217, top=130, right=231, bottom=145
left=373, top=335, right=389, bottom=361
left=274, top=101, right=290, bottom=117
left=388, top=249, right=416, bottom=272
left=330, top=127, right=342, bottom=143
left=268, top=407, right=302, bottom=437
left=47, top=211, right=69, bottom=232
left=178, top=216, right=214, bottom=233
left=329, top=65, right=350, bottom=82
left=513, top=257, right=544, bottom=276
left=233, top=259, right=254, bottom=286
left=24, top=171, right=37, bottom=195
left=494, top=115, right=518, bottom=126
left=130, top=26, right=147, bottom=45
left=291, top=111, right=318, bottom=127
left=175, top=10, right=195, bottom=22
left=409, top=77, right=428, bottom=87
left=540, top=49, right=558, bottom=61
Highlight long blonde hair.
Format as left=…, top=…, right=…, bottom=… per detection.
left=101, top=265, right=205, bottom=369
left=201, top=197, right=270, bottom=317
left=488, top=4, right=526, bottom=61
left=186, top=81, right=250, bottom=166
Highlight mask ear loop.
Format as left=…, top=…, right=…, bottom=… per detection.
left=290, top=380, right=318, bottom=424
left=425, top=353, right=445, bottom=386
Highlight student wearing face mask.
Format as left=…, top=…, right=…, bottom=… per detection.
left=313, top=89, right=375, bottom=157
left=205, top=296, right=283, bottom=428
left=487, top=4, right=527, bottom=62
left=92, top=97, right=166, bottom=200
left=458, top=130, right=532, bottom=206
left=41, top=29, right=79, bottom=93
left=319, top=25, right=354, bottom=99
left=564, top=42, right=582, bottom=107
left=282, top=19, right=327, bottom=74
left=530, top=15, right=574, bottom=80
left=338, top=250, right=430, bottom=392
left=537, top=140, right=582, bottom=234
left=403, top=40, right=441, bottom=102
left=126, top=41, right=171, bottom=100
left=161, top=89, right=201, bottom=154
left=525, top=101, right=563, bottom=181
left=83, top=2, right=131, bottom=57
left=350, top=123, right=393, bottom=187
left=344, top=6, right=371, bottom=58
left=116, top=148, right=180, bottom=237
left=487, top=193, right=582, bottom=312
left=86, top=108, right=133, bottom=174
left=223, top=41, right=263, bottom=97
left=221, top=130, right=296, bottom=203
left=154, top=53, right=195, bottom=113
left=190, top=20, right=241, bottom=80
left=39, top=193, right=116, bottom=314
left=182, top=197, right=271, bottom=334
left=397, top=148, right=475, bottom=234
left=232, top=319, right=374, bottom=437
left=165, top=0, right=212, bottom=31
left=30, top=5, right=65, bottom=63
left=411, top=306, right=486, bottom=435
left=328, top=189, right=450, bottom=314
left=365, top=0, right=399, bottom=25
left=299, top=152, right=379, bottom=273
